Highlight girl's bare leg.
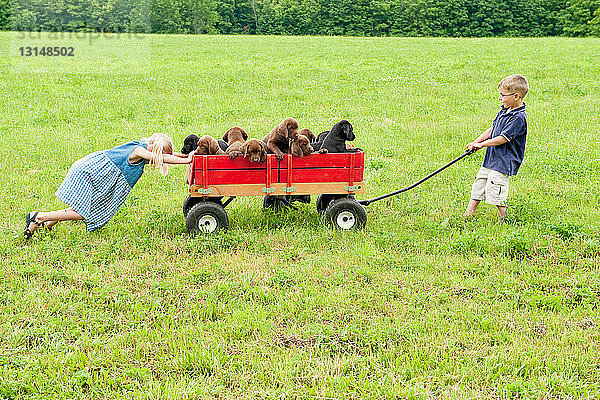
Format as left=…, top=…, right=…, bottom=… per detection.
left=27, top=208, right=84, bottom=233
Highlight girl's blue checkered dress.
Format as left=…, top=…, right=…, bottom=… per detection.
left=56, top=140, right=148, bottom=231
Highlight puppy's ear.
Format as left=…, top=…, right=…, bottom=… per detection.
left=291, top=142, right=302, bottom=157
left=277, top=122, right=288, bottom=138
left=209, top=139, right=220, bottom=155
left=260, top=142, right=267, bottom=162
left=240, top=141, right=248, bottom=158
left=223, top=129, right=229, bottom=142
left=287, top=120, right=299, bottom=138
left=196, top=140, right=206, bottom=155
left=241, top=128, right=248, bottom=141
left=345, top=123, right=355, bottom=140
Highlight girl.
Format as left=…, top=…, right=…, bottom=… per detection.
left=24, top=133, right=194, bottom=239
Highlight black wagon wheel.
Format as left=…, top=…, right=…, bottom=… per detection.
left=183, top=195, right=223, bottom=218
left=185, top=202, right=229, bottom=234
left=316, top=194, right=355, bottom=213
left=324, top=198, right=367, bottom=231
left=262, top=195, right=292, bottom=212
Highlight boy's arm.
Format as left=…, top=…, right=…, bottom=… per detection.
left=467, top=127, right=493, bottom=151
left=474, top=127, right=492, bottom=143
left=469, top=135, right=508, bottom=151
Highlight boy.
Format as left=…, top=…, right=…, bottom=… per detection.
left=465, top=74, right=528, bottom=222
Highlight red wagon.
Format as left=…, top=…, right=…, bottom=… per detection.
left=183, top=152, right=367, bottom=233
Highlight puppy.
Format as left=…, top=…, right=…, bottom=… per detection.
left=311, top=120, right=360, bottom=153
left=223, top=126, right=249, bottom=159
left=181, top=134, right=199, bottom=155
left=217, top=140, right=228, bottom=152
left=262, top=117, right=299, bottom=161
left=315, top=130, right=329, bottom=143
left=240, top=139, right=268, bottom=163
left=196, top=135, right=225, bottom=155
left=298, top=128, right=316, bottom=143
left=290, top=134, right=328, bottom=157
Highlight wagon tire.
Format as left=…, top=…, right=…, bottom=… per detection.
left=316, top=194, right=355, bottom=213
left=183, top=195, right=223, bottom=218
left=185, top=202, right=228, bottom=234
left=324, top=198, right=366, bottom=231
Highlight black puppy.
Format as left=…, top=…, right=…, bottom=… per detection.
left=217, top=140, right=228, bottom=152
left=181, top=134, right=199, bottom=155
left=311, top=120, right=361, bottom=153
left=315, top=130, right=329, bottom=143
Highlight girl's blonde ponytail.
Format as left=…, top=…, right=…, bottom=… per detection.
left=146, top=133, right=174, bottom=176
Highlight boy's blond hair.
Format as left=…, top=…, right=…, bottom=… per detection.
left=498, top=74, right=529, bottom=98
left=146, top=133, right=174, bottom=176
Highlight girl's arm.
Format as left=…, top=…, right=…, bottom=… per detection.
left=172, top=151, right=188, bottom=158
left=162, top=153, right=195, bottom=164
left=131, top=147, right=195, bottom=164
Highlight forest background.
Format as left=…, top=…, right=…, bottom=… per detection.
left=1, top=0, right=599, bottom=37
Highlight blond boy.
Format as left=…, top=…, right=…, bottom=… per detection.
left=465, top=74, right=529, bottom=221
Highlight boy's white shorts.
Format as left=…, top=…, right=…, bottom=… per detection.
left=470, top=167, right=510, bottom=206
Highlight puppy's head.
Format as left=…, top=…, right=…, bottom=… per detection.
left=241, top=139, right=267, bottom=163
left=298, top=128, right=315, bottom=142
left=181, top=134, right=199, bottom=154
left=340, top=120, right=355, bottom=141
left=196, top=135, right=214, bottom=155
left=208, top=137, right=224, bottom=155
left=223, top=126, right=248, bottom=144
left=277, top=117, right=299, bottom=140
left=291, top=134, right=313, bottom=157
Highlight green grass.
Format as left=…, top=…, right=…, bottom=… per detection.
left=1, top=33, right=600, bottom=399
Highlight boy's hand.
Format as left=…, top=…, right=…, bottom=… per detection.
left=466, top=142, right=484, bottom=151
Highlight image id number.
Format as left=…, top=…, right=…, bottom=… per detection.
left=19, top=47, right=75, bottom=57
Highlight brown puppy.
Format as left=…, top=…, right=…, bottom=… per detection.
left=298, top=128, right=316, bottom=143
left=223, top=126, right=249, bottom=159
left=262, top=117, right=299, bottom=161
left=240, top=139, right=268, bottom=163
left=291, top=134, right=328, bottom=157
left=196, top=135, right=225, bottom=155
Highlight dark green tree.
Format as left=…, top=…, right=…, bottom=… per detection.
left=560, top=0, right=600, bottom=35
left=0, top=0, right=10, bottom=30
left=184, top=0, right=219, bottom=33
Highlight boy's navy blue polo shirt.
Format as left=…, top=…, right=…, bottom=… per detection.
left=483, top=103, right=527, bottom=176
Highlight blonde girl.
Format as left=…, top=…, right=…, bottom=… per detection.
left=25, top=133, right=194, bottom=239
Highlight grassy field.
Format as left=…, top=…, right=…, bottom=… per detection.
left=1, top=32, right=600, bottom=399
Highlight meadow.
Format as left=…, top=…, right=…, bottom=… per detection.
left=1, top=32, right=599, bottom=399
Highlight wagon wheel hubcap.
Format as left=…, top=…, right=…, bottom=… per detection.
left=336, top=211, right=356, bottom=230
left=198, top=215, right=218, bottom=233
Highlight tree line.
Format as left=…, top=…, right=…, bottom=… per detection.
left=1, top=0, right=599, bottom=37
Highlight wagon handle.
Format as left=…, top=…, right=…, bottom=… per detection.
left=358, top=149, right=476, bottom=206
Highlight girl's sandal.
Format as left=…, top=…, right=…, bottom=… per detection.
left=24, top=211, right=41, bottom=240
